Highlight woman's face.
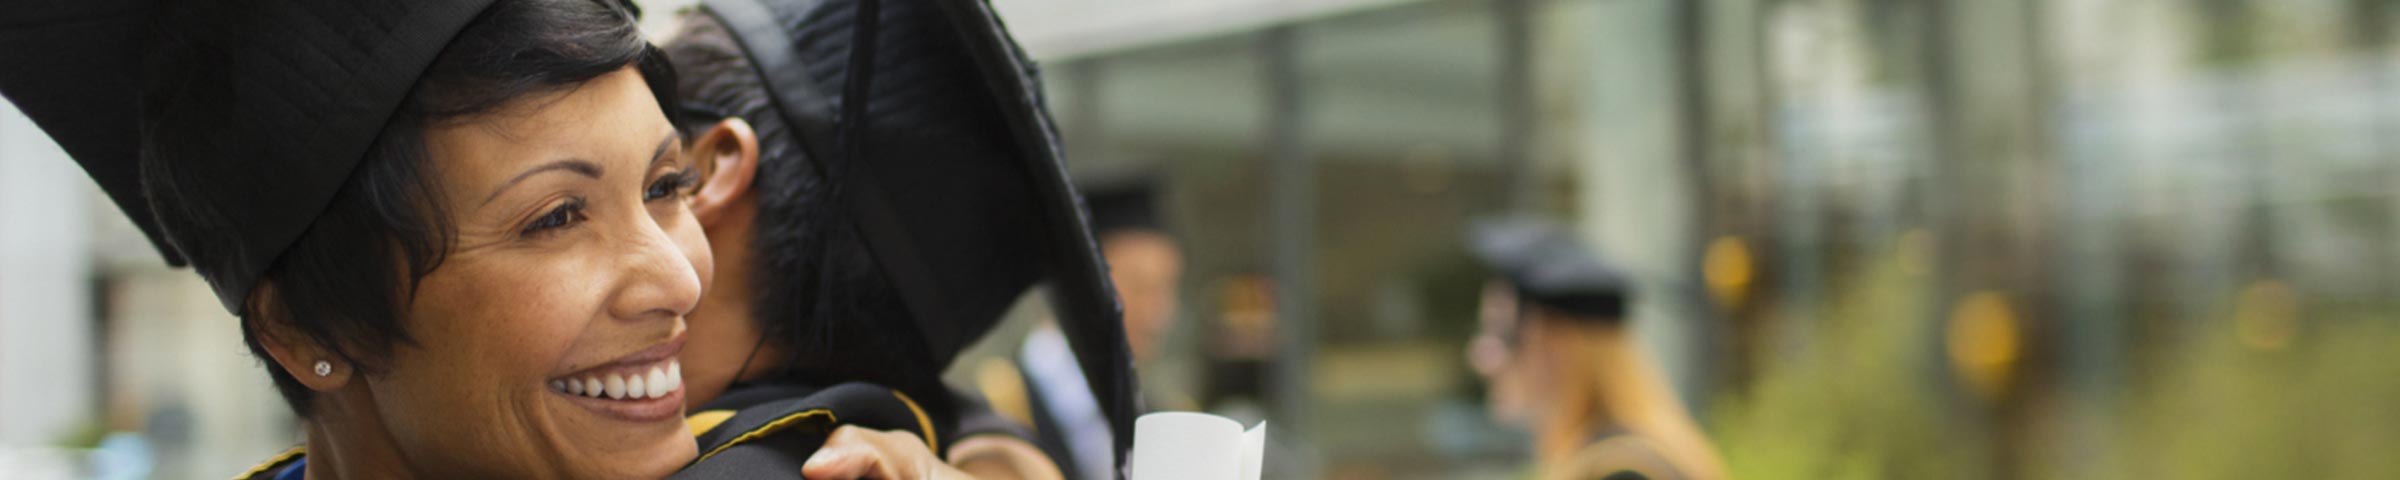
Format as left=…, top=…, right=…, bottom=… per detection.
left=366, top=67, right=711, bottom=478
left=1469, top=279, right=1533, bottom=427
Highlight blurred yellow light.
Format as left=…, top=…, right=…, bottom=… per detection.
left=2232, top=280, right=2299, bottom=352
left=1703, top=236, right=1755, bottom=309
left=1947, top=291, right=2020, bottom=399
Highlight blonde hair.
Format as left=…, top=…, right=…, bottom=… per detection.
left=1528, top=313, right=1727, bottom=480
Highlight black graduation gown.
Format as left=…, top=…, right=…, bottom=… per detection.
left=673, top=379, right=1039, bottom=478
left=231, top=447, right=305, bottom=480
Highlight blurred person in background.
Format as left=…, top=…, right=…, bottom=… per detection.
left=659, top=0, right=1134, bottom=477
left=1465, top=219, right=1726, bottom=480
left=977, top=176, right=1186, bottom=480
left=3, top=0, right=712, bottom=478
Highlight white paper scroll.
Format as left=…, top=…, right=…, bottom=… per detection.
left=1128, top=412, right=1267, bottom=480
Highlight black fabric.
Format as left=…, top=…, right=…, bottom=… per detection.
left=0, top=0, right=667, bottom=313
left=929, top=1, right=1140, bottom=471
left=1080, top=175, right=1164, bottom=235
left=695, top=0, right=1137, bottom=475
left=1467, top=218, right=1632, bottom=320
left=672, top=437, right=816, bottom=480
left=0, top=0, right=175, bottom=264
left=231, top=448, right=305, bottom=480
left=679, top=379, right=1045, bottom=478
left=693, top=379, right=1035, bottom=453
left=692, top=382, right=921, bottom=448
left=0, top=0, right=510, bottom=312
left=701, top=0, right=1036, bottom=374
left=677, top=381, right=931, bottom=479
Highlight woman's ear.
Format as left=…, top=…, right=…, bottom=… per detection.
left=690, top=117, right=760, bottom=226
left=247, top=281, right=353, bottom=392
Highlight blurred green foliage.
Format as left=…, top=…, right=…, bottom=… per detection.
left=1706, top=255, right=1992, bottom=479
left=1703, top=252, right=2400, bottom=478
left=2107, top=309, right=2400, bottom=479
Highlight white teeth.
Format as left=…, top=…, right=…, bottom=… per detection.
left=559, top=360, right=680, bottom=400
left=644, top=366, right=669, bottom=398
left=666, top=360, right=682, bottom=392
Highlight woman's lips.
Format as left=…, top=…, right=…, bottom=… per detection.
left=548, top=338, right=686, bottom=423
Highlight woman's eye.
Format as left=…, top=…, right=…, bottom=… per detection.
left=645, top=170, right=697, bottom=202
left=521, top=199, right=588, bottom=236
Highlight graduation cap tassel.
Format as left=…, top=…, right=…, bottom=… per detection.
left=910, top=0, right=1144, bottom=475
left=815, top=0, right=995, bottom=398
left=833, top=0, right=880, bottom=173
left=799, top=0, right=879, bottom=373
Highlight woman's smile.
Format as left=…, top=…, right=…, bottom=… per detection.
left=549, top=336, right=688, bottom=423
left=388, top=67, right=710, bottom=476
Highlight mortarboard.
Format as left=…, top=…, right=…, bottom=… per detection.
left=0, top=0, right=667, bottom=314
left=694, top=0, right=1140, bottom=475
left=0, top=0, right=174, bottom=264
left=1080, top=174, right=1166, bottom=236
left=1468, top=217, right=1632, bottom=320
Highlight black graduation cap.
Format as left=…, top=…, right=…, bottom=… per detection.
left=694, top=0, right=1139, bottom=475
left=0, top=1, right=707, bottom=314
left=1080, top=174, right=1165, bottom=235
left=1467, top=217, right=1632, bottom=320
left=0, top=0, right=173, bottom=264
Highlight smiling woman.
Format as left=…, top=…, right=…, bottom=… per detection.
left=232, top=7, right=707, bottom=480
left=0, top=0, right=707, bottom=478
left=280, top=66, right=710, bottom=478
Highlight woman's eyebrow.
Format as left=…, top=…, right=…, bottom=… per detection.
left=481, top=160, right=602, bottom=207
left=645, top=130, right=680, bottom=169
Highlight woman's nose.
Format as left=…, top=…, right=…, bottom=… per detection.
left=606, top=218, right=705, bottom=323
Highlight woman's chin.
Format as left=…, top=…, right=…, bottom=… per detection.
left=550, top=416, right=698, bottom=478
left=619, top=434, right=699, bottom=479
left=542, top=389, right=698, bottom=476
left=563, top=438, right=696, bottom=480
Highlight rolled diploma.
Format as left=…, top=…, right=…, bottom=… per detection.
left=1131, top=412, right=1245, bottom=480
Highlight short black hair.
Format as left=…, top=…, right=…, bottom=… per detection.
left=662, top=11, right=945, bottom=399
left=236, top=0, right=673, bottom=416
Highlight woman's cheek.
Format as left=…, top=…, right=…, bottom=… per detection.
left=362, top=254, right=593, bottom=474
left=410, top=252, right=603, bottom=383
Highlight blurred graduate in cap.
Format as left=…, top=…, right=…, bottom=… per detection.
left=972, top=175, right=1186, bottom=480
left=657, top=0, right=1141, bottom=477
left=1465, top=219, right=1726, bottom=480
left=3, top=0, right=721, bottom=478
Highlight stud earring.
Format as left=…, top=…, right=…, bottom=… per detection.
left=314, top=360, right=333, bottom=377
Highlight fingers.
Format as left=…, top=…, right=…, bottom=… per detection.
left=803, top=425, right=930, bottom=479
left=802, top=446, right=881, bottom=479
left=949, top=435, right=1065, bottom=480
